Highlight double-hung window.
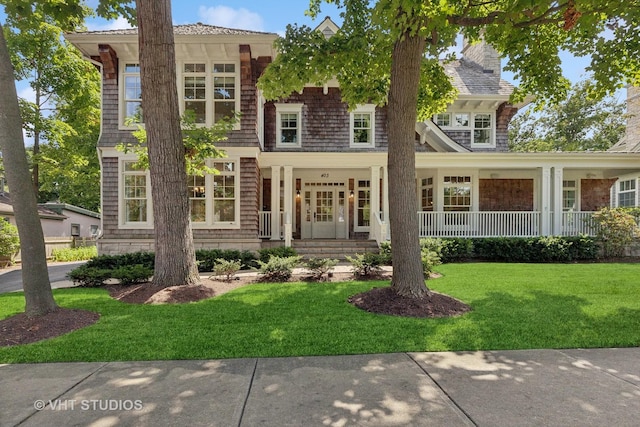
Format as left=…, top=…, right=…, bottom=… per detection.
left=183, top=63, right=207, bottom=123
left=212, top=63, right=236, bottom=122
left=122, top=161, right=150, bottom=226
left=188, top=175, right=207, bottom=223
left=433, top=112, right=495, bottom=146
left=350, top=105, right=376, bottom=148
left=123, top=64, right=142, bottom=124
left=275, top=104, right=303, bottom=147
left=473, top=113, right=492, bottom=145
left=421, top=178, right=434, bottom=211
left=213, top=161, right=236, bottom=223
left=355, top=180, right=371, bottom=231
left=186, top=161, right=239, bottom=227
left=618, top=179, right=637, bottom=207
left=563, top=180, right=577, bottom=211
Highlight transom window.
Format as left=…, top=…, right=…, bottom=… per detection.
left=275, top=104, right=303, bottom=147
left=350, top=105, right=376, bottom=147
left=618, top=179, right=637, bottom=207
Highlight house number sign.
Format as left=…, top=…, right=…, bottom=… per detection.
left=321, top=173, right=329, bottom=178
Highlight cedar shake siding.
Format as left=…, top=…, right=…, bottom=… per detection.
left=479, top=179, right=534, bottom=211
left=581, top=179, right=617, bottom=211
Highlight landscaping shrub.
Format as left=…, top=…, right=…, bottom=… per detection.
left=563, top=235, right=599, bottom=260
left=591, top=207, right=640, bottom=258
left=51, top=246, right=97, bottom=262
left=111, top=264, right=153, bottom=286
left=210, top=258, right=243, bottom=282
left=304, top=257, right=338, bottom=281
left=378, top=241, right=392, bottom=265
left=346, top=252, right=385, bottom=278
left=258, top=246, right=297, bottom=263
left=196, top=249, right=256, bottom=272
left=440, top=237, right=474, bottom=263
left=85, top=251, right=155, bottom=270
left=0, top=219, right=19, bottom=265
left=421, top=247, right=441, bottom=277
left=470, top=236, right=598, bottom=262
left=67, top=265, right=112, bottom=287
left=256, top=255, right=302, bottom=282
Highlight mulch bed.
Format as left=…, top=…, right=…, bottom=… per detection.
left=0, top=308, right=99, bottom=347
left=349, top=286, right=471, bottom=318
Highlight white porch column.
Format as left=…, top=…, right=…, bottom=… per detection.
left=540, top=166, right=551, bottom=236
left=270, top=166, right=281, bottom=240
left=383, top=165, right=389, bottom=223
left=552, top=167, right=564, bottom=235
left=370, top=166, right=381, bottom=223
left=283, top=166, right=293, bottom=246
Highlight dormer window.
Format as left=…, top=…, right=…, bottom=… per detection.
left=433, top=111, right=495, bottom=147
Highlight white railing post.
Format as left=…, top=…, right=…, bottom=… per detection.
left=284, top=212, right=292, bottom=247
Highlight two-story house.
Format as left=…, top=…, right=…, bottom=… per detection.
left=66, top=18, right=640, bottom=256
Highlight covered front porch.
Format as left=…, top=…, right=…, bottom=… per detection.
left=256, top=152, right=640, bottom=246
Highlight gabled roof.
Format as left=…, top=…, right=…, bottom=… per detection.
left=71, top=23, right=276, bottom=37
left=609, top=136, right=640, bottom=153
left=444, top=58, right=514, bottom=97
left=40, top=202, right=101, bottom=219
left=415, top=121, right=470, bottom=153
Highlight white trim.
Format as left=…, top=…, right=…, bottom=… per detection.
left=349, top=104, right=376, bottom=148
left=275, top=103, right=303, bottom=147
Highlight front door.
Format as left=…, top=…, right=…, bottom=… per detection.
left=312, top=189, right=336, bottom=238
left=301, top=184, right=348, bottom=239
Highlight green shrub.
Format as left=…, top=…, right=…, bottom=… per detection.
left=440, top=238, right=474, bottom=263
left=591, top=207, right=640, bottom=258
left=51, top=246, right=97, bottom=262
left=304, top=257, right=338, bottom=281
left=196, top=249, right=257, bottom=272
left=258, top=246, right=297, bottom=263
left=210, top=258, right=243, bottom=282
left=256, top=255, right=302, bottom=282
left=85, top=251, right=155, bottom=270
left=563, top=235, right=599, bottom=260
left=67, top=265, right=113, bottom=287
left=421, top=247, right=441, bottom=277
left=346, top=252, right=385, bottom=278
left=378, top=242, right=392, bottom=265
left=112, top=264, right=153, bottom=286
left=0, top=219, right=19, bottom=262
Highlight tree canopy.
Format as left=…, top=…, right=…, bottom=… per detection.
left=509, top=80, right=627, bottom=152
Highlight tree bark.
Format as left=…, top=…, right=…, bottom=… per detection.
left=387, top=31, right=431, bottom=299
left=136, top=0, right=200, bottom=287
left=0, top=24, right=57, bottom=316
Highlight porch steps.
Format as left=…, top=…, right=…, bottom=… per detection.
left=292, top=239, right=380, bottom=260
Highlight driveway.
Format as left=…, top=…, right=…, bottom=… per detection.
left=0, top=262, right=85, bottom=294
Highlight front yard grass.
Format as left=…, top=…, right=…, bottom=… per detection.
left=1, top=262, right=639, bottom=363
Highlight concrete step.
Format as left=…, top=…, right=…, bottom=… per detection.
left=292, top=240, right=379, bottom=260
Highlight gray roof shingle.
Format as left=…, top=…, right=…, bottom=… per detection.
left=445, top=58, right=514, bottom=96
left=71, top=23, right=276, bottom=36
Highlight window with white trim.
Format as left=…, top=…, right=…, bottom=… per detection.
left=618, top=179, right=637, bottom=207
left=355, top=180, right=370, bottom=230
left=213, top=161, right=237, bottom=223
left=122, top=161, right=150, bottom=225
left=188, top=175, right=207, bottom=223
left=183, top=63, right=207, bottom=124
left=443, top=176, right=471, bottom=212
left=563, top=180, right=577, bottom=211
left=350, top=105, right=376, bottom=148
left=275, top=104, right=303, bottom=147
left=212, top=63, right=237, bottom=122
left=123, top=64, right=142, bottom=124
left=432, top=112, right=495, bottom=146
left=421, top=177, right=434, bottom=211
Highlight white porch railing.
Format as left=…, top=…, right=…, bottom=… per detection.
left=418, top=211, right=542, bottom=238
left=560, top=211, right=597, bottom=236
left=258, top=211, right=272, bottom=238
left=369, top=211, right=388, bottom=246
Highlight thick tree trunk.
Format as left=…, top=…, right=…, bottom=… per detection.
left=0, top=25, right=57, bottom=316
left=136, top=0, right=200, bottom=287
left=387, top=31, right=431, bottom=299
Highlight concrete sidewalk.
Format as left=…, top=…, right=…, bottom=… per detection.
left=2, top=348, right=639, bottom=426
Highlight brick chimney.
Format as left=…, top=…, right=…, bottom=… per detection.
left=461, top=36, right=501, bottom=79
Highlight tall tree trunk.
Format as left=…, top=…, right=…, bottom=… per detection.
left=136, top=0, right=200, bottom=287
left=387, top=31, right=431, bottom=299
left=0, top=24, right=57, bottom=316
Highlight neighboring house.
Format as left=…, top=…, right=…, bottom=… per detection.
left=0, top=192, right=101, bottom=258
left=66, top=18, right=640, bottom=256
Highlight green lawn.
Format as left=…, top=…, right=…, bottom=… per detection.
left=1, top=263, right=639, bottom=363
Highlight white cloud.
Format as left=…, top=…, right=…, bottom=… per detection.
left=17, top=85, right=36, bottom=104
left=198, top=6, right=264, bottom=31
left=86, top=16, right=134, bottom=32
